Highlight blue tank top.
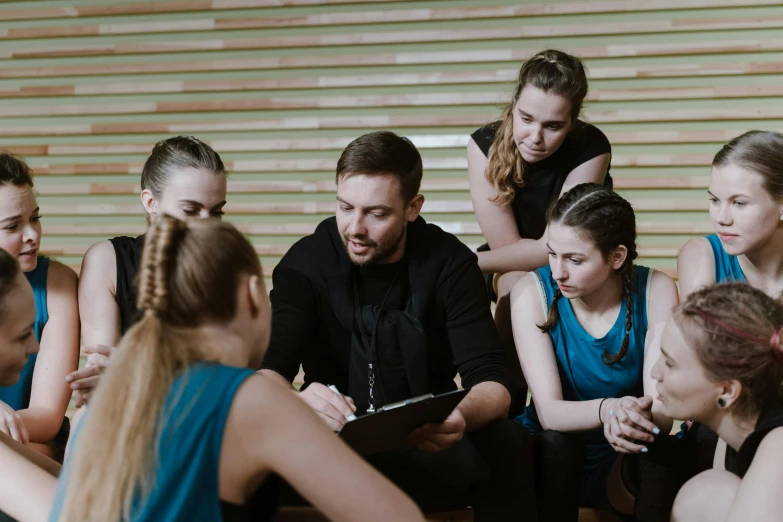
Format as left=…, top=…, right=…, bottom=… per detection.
left=517, top=264, right=652, bottom=471
left=0, top=256, right=49, bottom=410
left=51, top=363, right=273, bottom=522
left=706, top=234, right=746, bottom=283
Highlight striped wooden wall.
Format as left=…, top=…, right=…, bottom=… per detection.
left=2, top=0, right=783, bottom=284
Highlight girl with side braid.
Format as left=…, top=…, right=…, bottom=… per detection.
left=653, top=284, right=783, bottom=522
left=510, top=183, right=680, bottom=521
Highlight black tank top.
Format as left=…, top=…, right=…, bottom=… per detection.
left=725, top=404, right=783, bottom=477
left=471, top=120, right=612, bottom=240
left=109, top=235, right=145, bottom=334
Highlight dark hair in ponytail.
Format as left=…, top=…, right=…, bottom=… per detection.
left=141, top=136, right=225, bottom=199
left=538, top=183, right=638, bottom=365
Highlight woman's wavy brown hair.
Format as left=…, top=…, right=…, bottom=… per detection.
left=486, top=49, right=589, bottom=204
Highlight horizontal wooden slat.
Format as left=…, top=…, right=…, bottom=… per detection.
left=2, top=132, right=754, bottom=159
left=3, top=42, right=783, bottom=80
left=36, top=198, right=711, bottom=216
left=6, top=64, right=783, bottom=101
left=4, top=92, right=783, bottom=119
left=2, top=0, right=779, bottom=39
left=25, top=157, right=469, bottom=176
left=4, top=83, right=783, bottom=112
left=22, top=156, right=715, bottom=180
left=7, top=19, right=783, bottom=60
left=0, top=0, right=411, bottom=22
left=32, top=175, right=712, bottom=197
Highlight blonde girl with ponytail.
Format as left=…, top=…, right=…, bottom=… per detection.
left=49, top=216, right=424, bottom=522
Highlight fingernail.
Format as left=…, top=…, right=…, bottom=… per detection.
left=641, top=447, right=648, bottom=453
left=609, top=409, right=614, bottom=416
left=65, top=376, right=72, bottom=382
left=653, top=427, right=660, bottom=435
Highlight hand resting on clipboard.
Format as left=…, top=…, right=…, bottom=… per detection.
left=338, top=389, right=468, bottom=456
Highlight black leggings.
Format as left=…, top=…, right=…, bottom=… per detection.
left=532, top=430, right=685, bottom=522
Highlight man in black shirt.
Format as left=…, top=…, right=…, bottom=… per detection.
left=261, top=131, right=537, bottom=520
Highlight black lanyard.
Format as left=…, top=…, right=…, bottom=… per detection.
left=352, top=267, right=400, bottom=413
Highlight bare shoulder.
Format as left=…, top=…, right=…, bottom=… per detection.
left=679, top=236, right=713, bottom=260
left=742, top=427, right=783, bottom=485
left=677, top=237, right=716, bottom=298
left=81, top=240, right=116, bottom=271
left=649, top=269, right=678, bottom=298
left=229, top=373, right=305, bottom=434
left=46, top=259, right=78, bottom=295
left=466, top=137, right=490, bottom=179
left=78, top=240, right=118, bottom=292
left=225, top=372, right=336, bottom=472
left=510, top=272, right=541, bottom=303
left=753, top=427, right=783, bottom=460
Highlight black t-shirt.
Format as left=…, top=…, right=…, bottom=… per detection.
left=471, top=121, right=612, bottom=240
left=725, top=404, right=783, bottom=478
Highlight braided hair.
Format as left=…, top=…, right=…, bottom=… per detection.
left=58, top=214, right=263, bottom=522
left=538, top=183, right=638, bottom=365
left=676, top=283, right=783, bottom=418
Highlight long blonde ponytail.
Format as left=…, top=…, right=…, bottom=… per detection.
left=57, top=216, right=262, bottom=521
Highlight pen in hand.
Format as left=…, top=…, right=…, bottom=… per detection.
left=327, top=384, right=358, bottom=422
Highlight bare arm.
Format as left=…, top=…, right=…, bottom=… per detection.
left=467, top=138, right=522, bottom=251
left=223, top=375, right=425, bottom=522
left=0, top=433, right=57, bottom=522
left=643, top=270, right=679, bottom=434
left=19, top=261, right=79, bottom=443
left=78, top=241, right=122, bottom=348
left=726, top=428, right=783, bottom=522
left=510, top=274, right=605, bottom=431
left=677, top=237, right=716, bottom=301
left=472, top=150, right=611, bottom=274
left=457, top=381, right=510, bottom=432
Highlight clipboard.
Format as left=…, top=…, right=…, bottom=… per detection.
left=338, top=389, right=468, bottom=456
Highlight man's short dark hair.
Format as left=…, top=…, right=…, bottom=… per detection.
left=336, top=131, right=422, bottom=202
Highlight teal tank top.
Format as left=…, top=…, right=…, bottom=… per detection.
left=0, top=256, right=49, bottom=410
left=517, top=264, right=652, bottom=471
left=51, top=363, right=266, bottom=522
left=705, top=234, right=746, bottom=283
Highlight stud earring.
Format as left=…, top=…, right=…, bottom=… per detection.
left=717, top=397, right=727, bottom=408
